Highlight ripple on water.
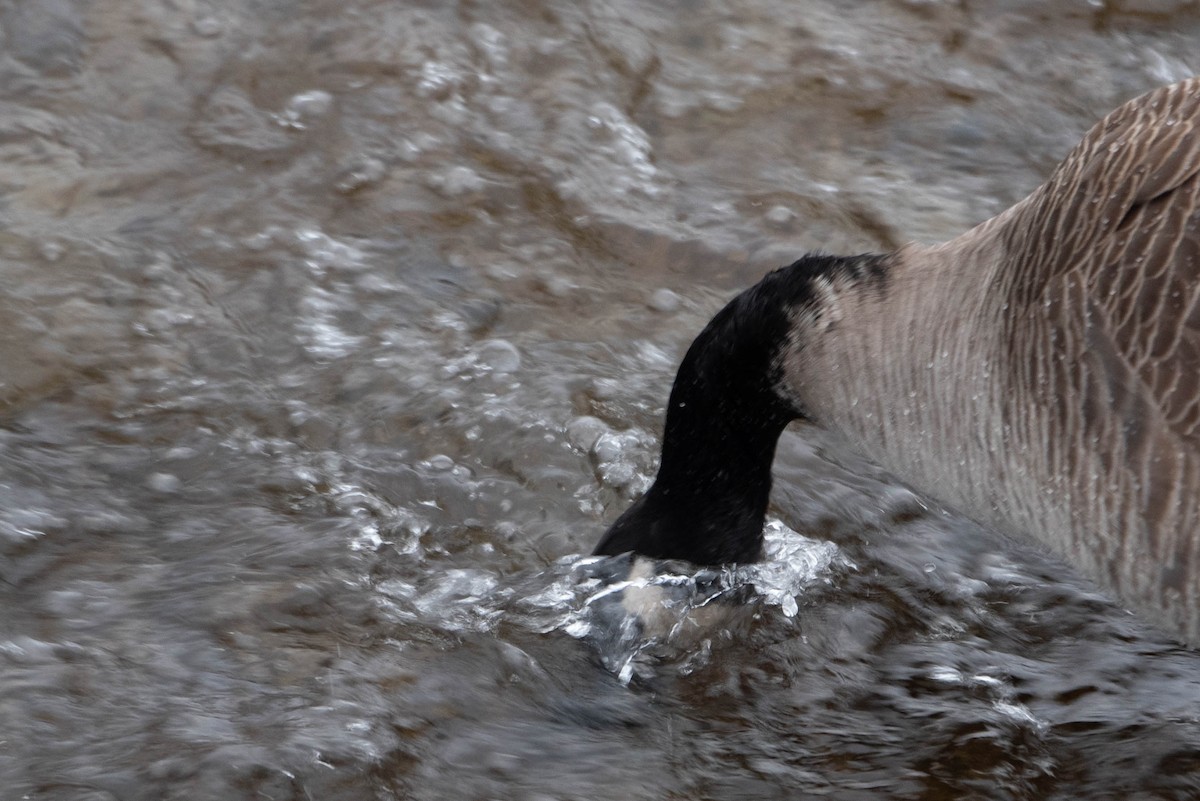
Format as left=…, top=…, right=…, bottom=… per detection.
left=7, top=0, right=1200, bottom=798
left=374, top=517, right=844, bottom=685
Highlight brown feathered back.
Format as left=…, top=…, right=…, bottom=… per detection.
left=783, top=78, right=1200, bottom=640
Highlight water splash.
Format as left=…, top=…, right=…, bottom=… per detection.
left=742, top=519, right=844, bottom=617
left=378, top=518, right=846, bottom=684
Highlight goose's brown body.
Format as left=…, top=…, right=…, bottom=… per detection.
left=596, top=78, right=1200, bottom=644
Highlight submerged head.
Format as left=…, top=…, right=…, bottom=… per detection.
left=593, top=253, right=888, bottom=566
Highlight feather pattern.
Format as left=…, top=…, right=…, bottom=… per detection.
left=782, top=78, right=1200, bottom=641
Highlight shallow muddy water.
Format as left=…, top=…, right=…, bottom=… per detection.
left=4, top=1, right=1200, bottom=799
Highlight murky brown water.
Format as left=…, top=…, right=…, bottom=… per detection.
left=4, top=1, right=1200, bottom=799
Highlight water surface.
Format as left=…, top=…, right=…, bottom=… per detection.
left=4, top=1, right=1200, bottom=799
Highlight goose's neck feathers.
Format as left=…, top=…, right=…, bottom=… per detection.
left=593, top=253, right=889, bottom=564
left=596, top=77, right=1200, bottom=644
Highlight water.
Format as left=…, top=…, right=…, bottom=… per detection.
left=3, top=1, right=1200, bottom=799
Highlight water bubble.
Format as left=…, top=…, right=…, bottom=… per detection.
left=427, top=454, right=456, bottom=472
left=297, top=285, right=366, bottom=359
left=635, top=341, right=672, bottom=368
left=396, top=568, right=505, bottom=632
left=766, top=205, right=795, bottom=226
left=473, top=339, right=521, bottom=373
left=349, top=524, right=383, bottom=553
left=417, top=61, right=462, bottom=98
left=588, top=377, right=623, bottom=401
left=296, top=228, right=366, bottom=273
left=647, top=288, right=681, bottom=313
left=38, top=240, right=64, bottom=262
left=592, top=430, right=634, bottom=464
left=278, top=90, right=334, bottom=130
left=591, top=429, right=653, bottom=493
left=585, top=102, right=659, bottom=191
left=538, top=274, right=575, bottom=298
left=147, top=473, right=182, bottom=494
left=469, top=23, right=508, bottom=68
left=335, top=156, right=387, bottom=194
left=566, top=416, right=610, bottom=452
left=193, top=86, right=292, bottom=153
left=191, top=14, right=224, bottom=37
left=429, top=165, right=485, bottom=196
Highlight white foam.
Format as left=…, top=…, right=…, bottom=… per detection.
left=372, top=520, right=844, bottom=682
left=737, top=519, right=843, bottom=618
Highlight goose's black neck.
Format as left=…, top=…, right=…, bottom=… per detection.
left=593, top=253, right=887, bottom=565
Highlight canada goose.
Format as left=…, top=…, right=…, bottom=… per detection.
left=593, top=78, right=1200, bottom=644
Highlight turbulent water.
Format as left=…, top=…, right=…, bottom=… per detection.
left=4, top=1, right=1200, bottom=799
